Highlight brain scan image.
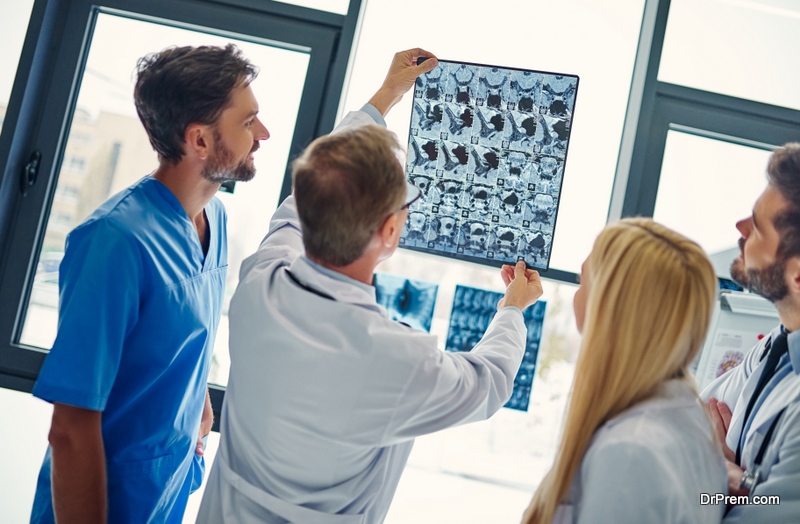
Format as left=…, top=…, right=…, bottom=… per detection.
left=508, top=70, right=543, bottom=112
left=404, top=59, right=578, bottom=270
left=441, top=103, right=474, bottom=140
left=409, top=174, right=436, bottom=208
left=374, top=273, right=439, bottom=332
left=518, top=229, right=551, bottom=264
left=500, top=151, right=534, bottom=191
left=460, top=184, right=497, bottom=221
left=473, top=106, right=505, bottom=149
left=430, top=178, right=464, bottom=211
left=408, top=136, right=440, bottom=175
left=415, top=64, right=446, bottom=101
left=533, top=155, right=564, bottom=196
left=535, top=114, right=570, bottom=159
left=468, top=145, right=501, bottom=185
left=445, top=285, right=547, bottom=411
left=400, top=210, right=430, bottom=248
left=439, top=140, right=470, bottom=178
left=457, top=220, right=490, bottom=257
left=411, top=99, right=443, bottom=141
left=504, top=110, right=537, bottom=154
left=496, top=188, right=525, bottom=224
left=540, top=75, right=577, bottom=119
left=476, top=67, right=510, bottom=109
left=427, top=216, right=460, bottom=253
left=489, top=226, right=522, bottom=259
left=444, top=63, right=480, bottom=105
left=524, top=193, right=556, bottom=231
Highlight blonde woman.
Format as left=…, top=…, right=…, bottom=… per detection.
left=523, top=218, right=727, bottom=524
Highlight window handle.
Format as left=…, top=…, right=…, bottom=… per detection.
left=20, top=150, right=41, bottom=196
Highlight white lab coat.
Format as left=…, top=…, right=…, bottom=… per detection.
left=701, top=326, right=800, bottom=523
left=196, top=110, right=528, bottom=524
left=554, top=380, right=726, bottom=524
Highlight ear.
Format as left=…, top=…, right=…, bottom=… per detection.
left=184, top=123, right=212, bottom=161
left=378, top=211, right=405, bottom=248
left=786, top=256, right=800, bottom=296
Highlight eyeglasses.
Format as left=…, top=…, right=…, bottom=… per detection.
left=400, top=190, right=422, bottom=211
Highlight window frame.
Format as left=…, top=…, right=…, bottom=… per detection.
left=608, top=0, right=800, bottom=223
left=0, top=0, right=363, bottom=421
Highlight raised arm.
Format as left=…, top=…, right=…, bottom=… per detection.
left=242, top=48, right=440, bottom=278
left=368, top=48, right=438, bottom=117
left=381, top=262, right=543, bottom=441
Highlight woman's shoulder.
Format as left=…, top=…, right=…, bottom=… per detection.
left=589, top=380, right=715, bottom=459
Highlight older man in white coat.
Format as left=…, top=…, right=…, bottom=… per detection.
left=196, top=49, right=543, bottom=524
left=703, top=144, right=800, bottom=523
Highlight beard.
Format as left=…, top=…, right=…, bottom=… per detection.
left=202, top=130, right=258, bottom=183
left=730, top=248, right=788, bottom=303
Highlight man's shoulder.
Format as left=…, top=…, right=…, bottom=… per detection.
left=74, top=176, right=153, bottom=231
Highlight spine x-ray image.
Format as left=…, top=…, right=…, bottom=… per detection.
left=373, top=273, right=438, bottom=332
left=445, top=285, right=547, bottom=411
left=404, top=59, right=578, bottom=271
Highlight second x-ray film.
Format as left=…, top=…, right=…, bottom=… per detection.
left=445, top=285, right=546, bottom=411
left=373, top=272, right=438, bottom=332
left=402, top=59, right=579, bottom=271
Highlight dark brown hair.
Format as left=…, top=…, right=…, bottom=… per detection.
left=134, top=44, right=258, bottom=164
left=292, top=125, right=406, bottom=266
left=767, top=143, right=800, bottom=261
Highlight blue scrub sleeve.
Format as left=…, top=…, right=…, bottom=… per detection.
left=33, top=219, right=143, bottom=411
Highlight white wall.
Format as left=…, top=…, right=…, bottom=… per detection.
left=0, top=388, right=52, bottom=523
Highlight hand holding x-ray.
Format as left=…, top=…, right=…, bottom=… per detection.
left=497, top=260, right=542, bottom=312
left=368, top=48, right=438, bottom=116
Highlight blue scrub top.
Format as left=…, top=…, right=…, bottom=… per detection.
left=30, top=175, right=227, bottom=523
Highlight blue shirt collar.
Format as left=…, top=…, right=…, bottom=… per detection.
left=302, top=255, right=375, bottom=296
left=783, top=326, right=800, bottom=375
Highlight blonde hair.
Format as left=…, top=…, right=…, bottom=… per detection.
left=523, top=218, right=717, bottom=524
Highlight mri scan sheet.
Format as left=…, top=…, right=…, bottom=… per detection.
left=374, top=273, right=438, bottom=332
left=402, top=59, right=579, bottom=271
left=445, top=285, right=546, bottom=411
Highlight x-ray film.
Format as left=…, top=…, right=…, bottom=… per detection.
left=445, top=285, right=546, bottom=411
left=402, top=59, right=579, bottom=271
left=374, top=273, right=438, bottom=332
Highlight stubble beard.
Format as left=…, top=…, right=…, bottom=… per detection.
left=730, top=255, right=788, bottom=303
left=202, top=131, right=257, bottom=184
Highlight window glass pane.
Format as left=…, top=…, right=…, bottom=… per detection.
left=272, top=0, right=349, bottom=15
left=19, top=13, right=311, bottom=392
left=652, top=131, right=771, bottom=267
left=343, top=0, right=646, bottom=275
left=0, top=0, right=36, bottom=130
left=659, top=0, right=800, bottom=110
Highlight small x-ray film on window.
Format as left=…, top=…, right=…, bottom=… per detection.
left=445, top=285, right=546, bottom=411
left=373, top=272, right=438, bottom=332
left=402, top=59, right=578, bottom=271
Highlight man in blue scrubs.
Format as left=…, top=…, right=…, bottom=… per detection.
left=30, top=44, right=270, bottom=523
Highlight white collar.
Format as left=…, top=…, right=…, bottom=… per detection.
left=287, top=256, right=386, bottom=316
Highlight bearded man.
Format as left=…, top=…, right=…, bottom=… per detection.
left=29, top=44, right=269, bottom=524
left=703, top=144, right=800, bottom=523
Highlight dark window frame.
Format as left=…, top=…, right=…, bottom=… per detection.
left=0, top=0, right=363, bottom=425
left=610, top=0, right=800, bottom=223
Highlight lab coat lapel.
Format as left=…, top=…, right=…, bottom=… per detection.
left=740, top=371, right=800, bottom=466
left=726, top=369, right=761, bottom=452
